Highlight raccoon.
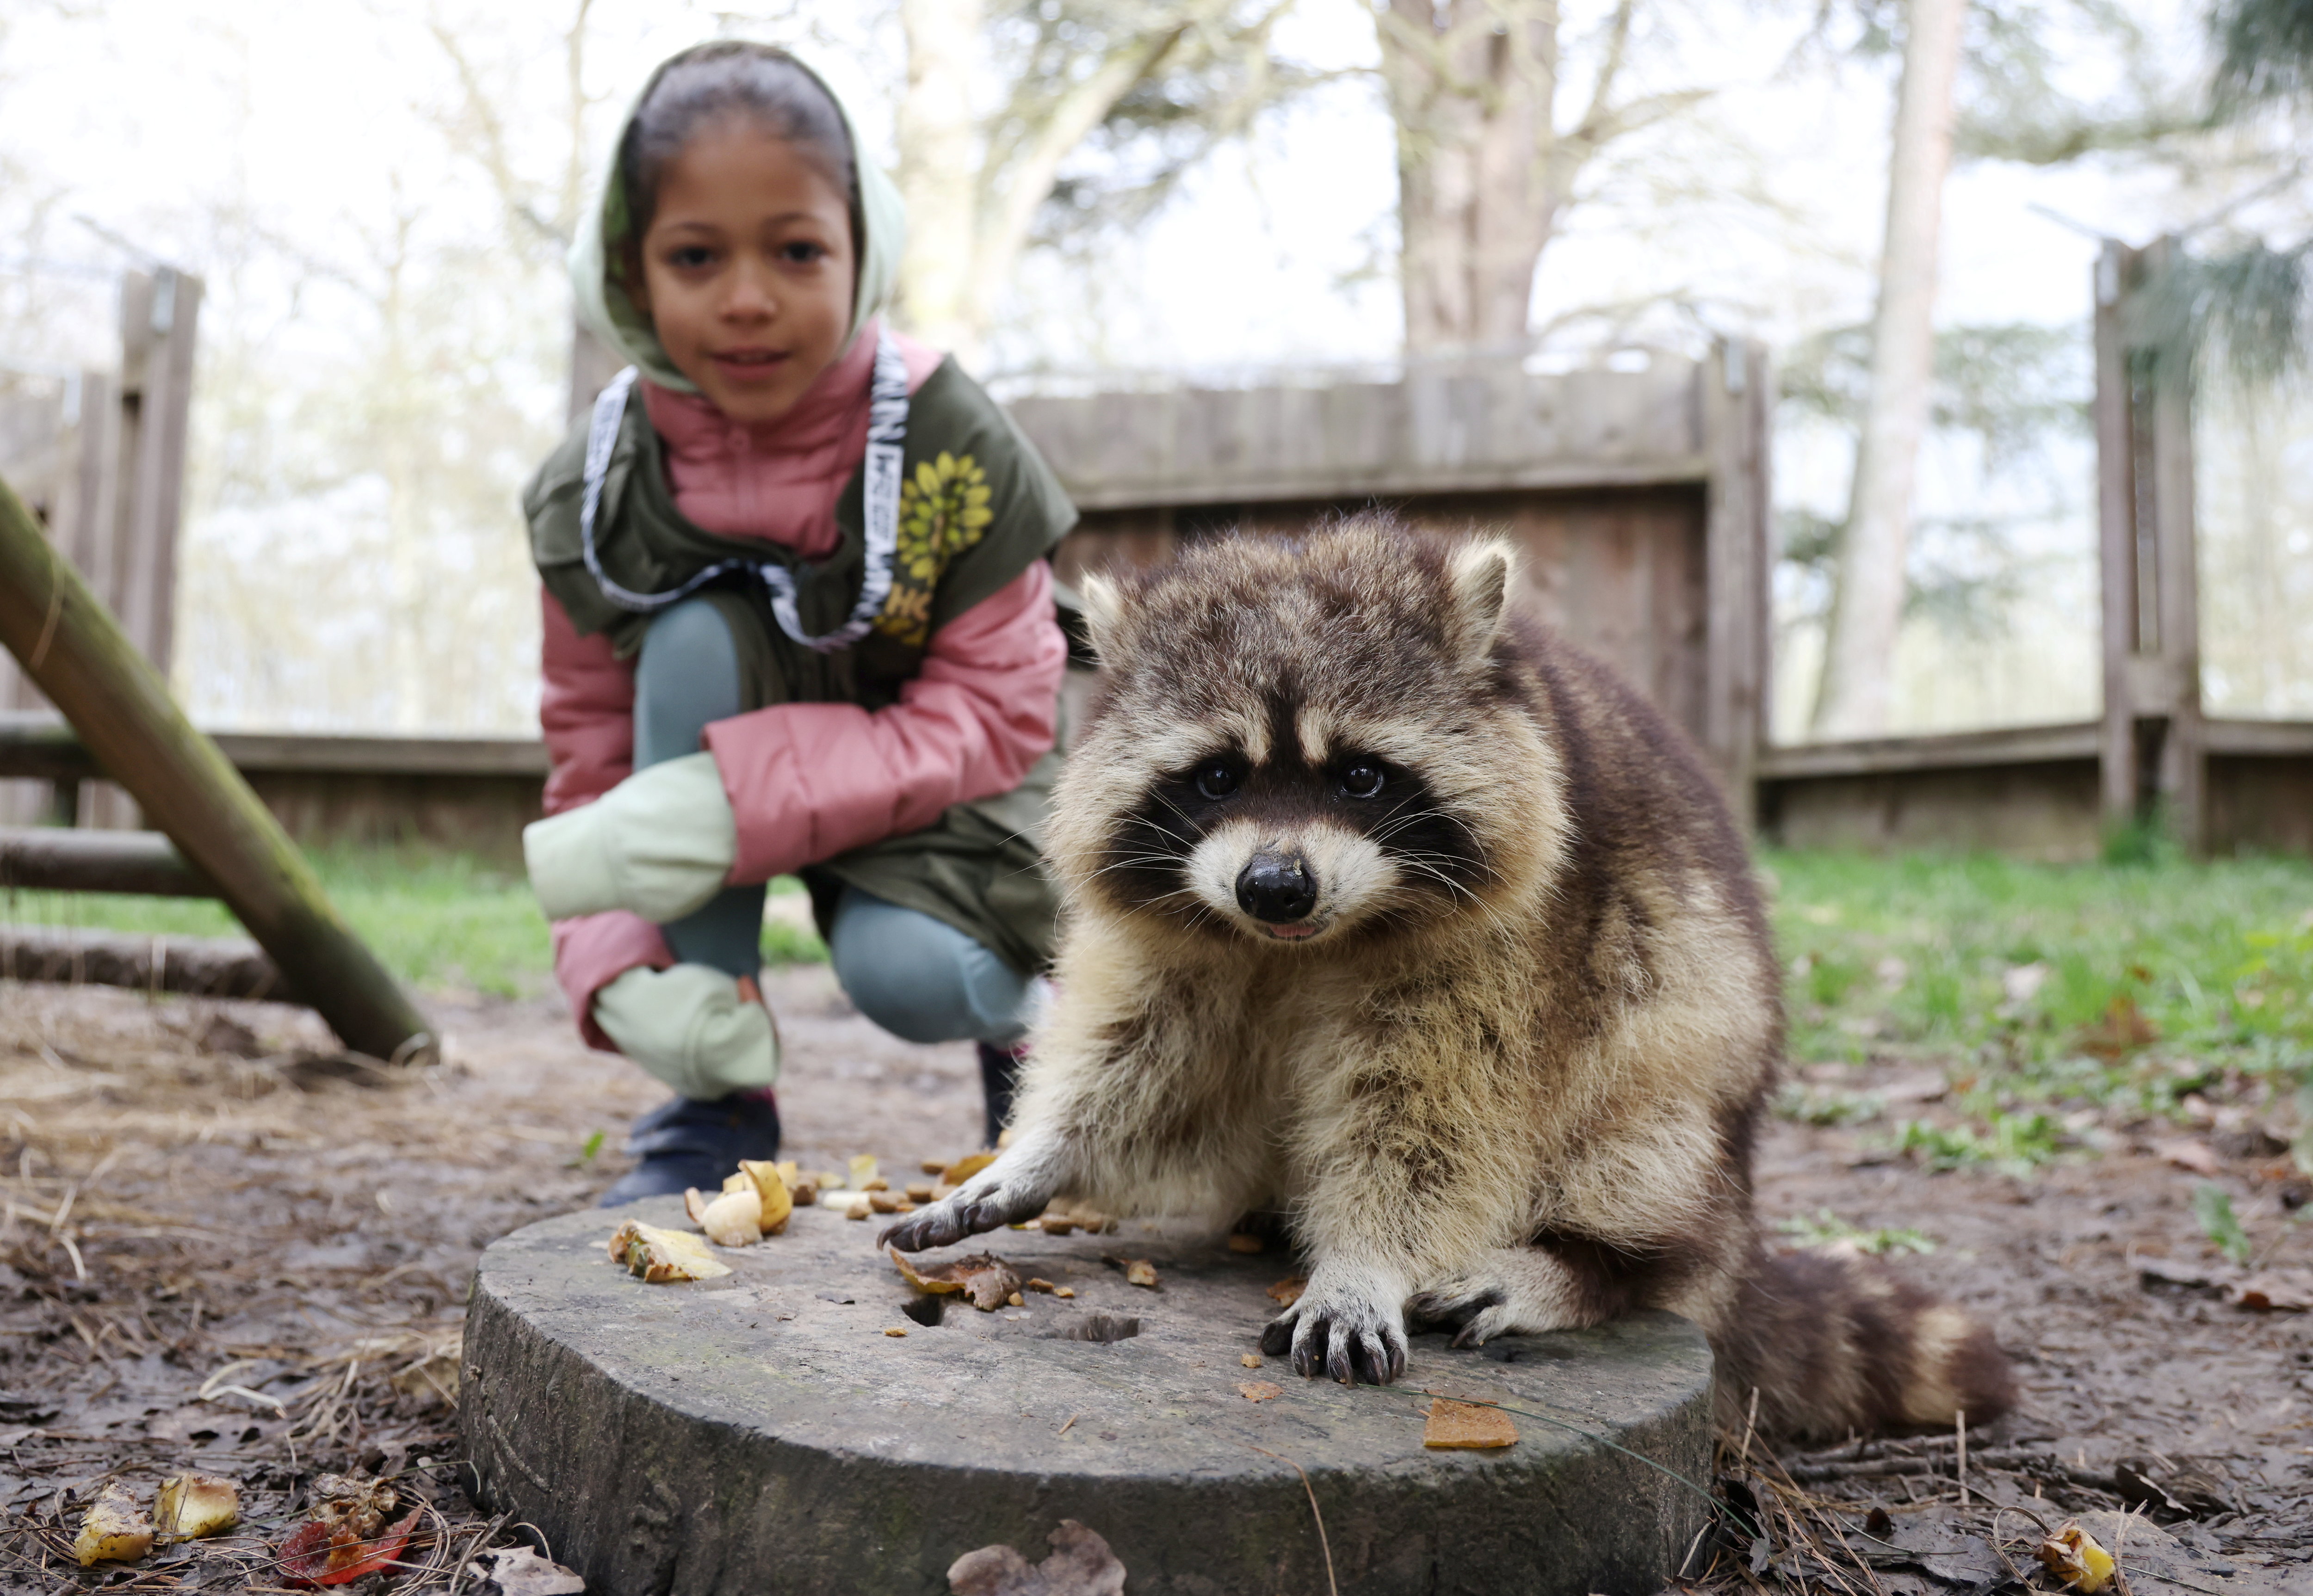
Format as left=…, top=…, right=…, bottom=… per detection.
left=885, top=515, right=2013, bottom=1440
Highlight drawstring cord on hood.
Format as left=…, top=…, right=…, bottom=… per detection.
left=578, top=328, right=910, bottom=653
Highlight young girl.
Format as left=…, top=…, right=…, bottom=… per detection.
left=520, top=42, right=1076, bottom=1206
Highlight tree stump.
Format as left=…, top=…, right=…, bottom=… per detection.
left=464, top=1199, right=1715, bottom=1596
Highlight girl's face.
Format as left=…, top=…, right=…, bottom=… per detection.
left=630, top=117, right=856, bottom=426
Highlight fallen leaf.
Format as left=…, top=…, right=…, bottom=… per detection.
left=948, top=1518, right=1126, bottom=1596
left=1422, top=1397, right=1518, bottom=1449
left=607, top=1221, right=732, bottom=1282
left=1237, top=1381, right=1282, bottom=1402
left=942, top=1152, right=996, bottom=1185
left=73, top=1482, right=153, bottom=1567
left=485, top=1546, right=587, bottom=1596
left=1266, top=1277, right=1307, bottom=1306
left=1102, top=1254, right=1158, bottom=1288
left=891, top=1247, right=1023, bottom=1311
left=2036, top=1522, right=2116, bottom=1593
left=2080, top=993, right=2158, bottom=1057
left=278, top=1507, right=420, bottom=1587
left=1240, top=1353, right=1262, bottom=1368
left=2225, top=1269, right=2313, bottom=1311
left=701, top=1186, right=763, bottom=1247
left=2137, top=1257, right=2223, bottom=1292
left=155, top=1472, right=238, bottom=1539
left=1226, top=1233, right=1263, bottom=1253
left=2155, top=1138, right=2222, bottom=1177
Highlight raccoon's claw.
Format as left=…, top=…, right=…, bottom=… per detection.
left=877, top=1176, right=1050, bottom=1252
left=1263, top=1283, right=1409, bottom=1386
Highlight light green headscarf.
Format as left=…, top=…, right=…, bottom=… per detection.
left=568, top=44, right=906, bottom=393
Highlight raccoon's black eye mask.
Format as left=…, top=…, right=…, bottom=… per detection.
left=1186, top=753, right=1389, bottom=805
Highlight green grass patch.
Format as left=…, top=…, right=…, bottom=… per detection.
left=0, top=846, right=827, bottom=997
left=1774, top=1208, right=1938, bottom=1256
left=1766, top=847, right=2313, bottom=1132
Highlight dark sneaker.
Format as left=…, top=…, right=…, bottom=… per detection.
left=977, top=1041, right=1026, bottom=1149
left=597, top=1087, right=782, bottom=1207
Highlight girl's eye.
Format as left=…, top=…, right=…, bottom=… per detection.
left=667, top=245, right=715, bottom=270
left=780, top=240, right=827, bottom=264
left=1193, top=762, right=1240, bottom=801
left=1341, top=761, right=1385, bottom=799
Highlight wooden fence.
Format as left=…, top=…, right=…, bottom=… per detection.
left=0, top=267, right=202, bottom=830
left=2, top=253, right=2309, bottom=868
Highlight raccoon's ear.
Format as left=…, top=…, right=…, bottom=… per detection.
left=1446, top=538, right=1515, bottom=663
left=1076, top=571, right=1126, bottom=662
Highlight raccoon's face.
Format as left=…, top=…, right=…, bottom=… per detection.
left=1050, top=519, right=1565, bottom=949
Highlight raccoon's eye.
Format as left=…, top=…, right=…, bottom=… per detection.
left=1340, top=760, right=1385, bottom=799
left=1193, top=760, right=1241, bottom=801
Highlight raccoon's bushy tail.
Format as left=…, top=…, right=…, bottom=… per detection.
left=1715, top=1247, right=2016, bottom=1443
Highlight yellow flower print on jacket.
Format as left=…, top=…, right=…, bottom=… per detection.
left=876, top=450, right=995, bottom=647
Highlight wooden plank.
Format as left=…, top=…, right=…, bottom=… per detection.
left=0, top=469, right=432, bottom=1061
left=0, top=923, right=293, bottom=1002
left=1703, top=339, right=1770, bottom=823
left=0, top=716, right=551, bottom=779
left=1007, top=358, right=1710, bottom=511
left=2203, top=717, right=2313, bottom=756
left=1756, top=721, right=2102, bottom=780
left=2146, top=238, right=2206, bottom=853
left=0, top=824, right=213, bottom=897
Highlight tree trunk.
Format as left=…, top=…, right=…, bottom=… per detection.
left=1811, top=0, right=1969, bottom=738
left=895, top=0, right=985, bottom=357
left=1379, top=0, right=1563, bottom=356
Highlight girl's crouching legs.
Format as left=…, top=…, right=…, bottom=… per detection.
left=827, top=886, right=1038, bottom=1146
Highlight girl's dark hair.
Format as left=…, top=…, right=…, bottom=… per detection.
left=617, top=43, right=858, bottom=246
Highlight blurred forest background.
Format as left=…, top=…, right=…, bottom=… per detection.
left=0, top=0, right=2307, bottom=743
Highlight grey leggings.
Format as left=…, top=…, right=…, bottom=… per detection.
left=633, top=598, right=1032, bottom=1046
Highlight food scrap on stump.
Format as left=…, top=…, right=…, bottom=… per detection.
left=891, top=1247, right=1022, bottom=1311
left=607, top=1220, right=731, bottom=1282
left=1422, top=1398, right=1519, bottom=1449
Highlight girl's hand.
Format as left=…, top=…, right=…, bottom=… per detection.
left=524, top=752, right=736, bottom=922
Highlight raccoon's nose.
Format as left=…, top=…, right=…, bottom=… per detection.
left=1237, top=853, right=1317, bottom=924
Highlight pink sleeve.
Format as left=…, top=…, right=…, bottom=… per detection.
left=703, top=561, right=1066, bottom=882
left=538, top=587, right=671, bottom=1049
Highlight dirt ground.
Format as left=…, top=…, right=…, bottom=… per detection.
left=0, top=972, right=2307, bottom=1593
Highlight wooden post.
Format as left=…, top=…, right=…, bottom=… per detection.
left=1704, top=338, right=1773, bottom=831
left=2094, top=238, right=2206, bottom=851
left=0, top=470, right=434, bottom=1061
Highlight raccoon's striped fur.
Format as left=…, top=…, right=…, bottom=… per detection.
left=885, top=515, right=2013, bottom=1441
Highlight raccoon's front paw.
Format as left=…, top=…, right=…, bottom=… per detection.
left=1407, top=1249, right=1578, bottom=1347
left=1259, top=1268, right=1408, bottom=1386
left=1405, top=1278, right=1510, bottom=1349
left=878, top=1165, right=1051, bottom=1252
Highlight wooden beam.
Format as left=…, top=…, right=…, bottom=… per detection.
left=0, top=923, right=292, bottom=1002
left=0, top=470, right=433, bottom=1062
left=1757, top=721, right=2102, bottom=780
left=0, top=825, right=214, bottom=897
left=2094, top=239, right=2141, bottom=831
left=0, top=716, right=552, bottom=781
